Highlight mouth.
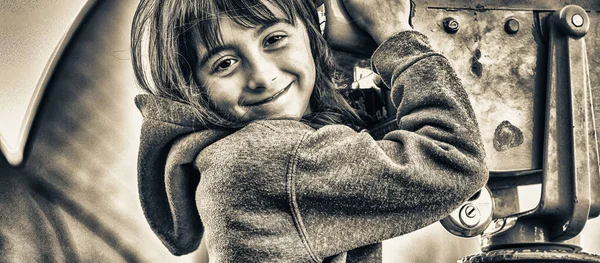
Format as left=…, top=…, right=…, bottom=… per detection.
left=241, top=82, right=293, bottom=107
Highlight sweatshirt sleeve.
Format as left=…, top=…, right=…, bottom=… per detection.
left=290, top=31, right=489, bottom=260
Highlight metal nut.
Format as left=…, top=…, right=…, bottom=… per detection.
left=443, top=17, right=459, bottom=34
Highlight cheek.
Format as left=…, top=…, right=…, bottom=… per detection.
left=307, top=56, right=316, bottom=84
left=201, top=78, right=242, bottom=111
left=301, top=55, right=317, bottom=96
left=300, top=35, right=316, bottom=87
left=286, top=43, right=316, bottom=84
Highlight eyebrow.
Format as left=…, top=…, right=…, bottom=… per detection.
left=254, top=18, right=291, bottom=38
left=198, top=18, right=292, bottom=67
left=199, top=44, right=236, bottom=67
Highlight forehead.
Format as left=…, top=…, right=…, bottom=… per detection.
left=191, top=0, right=296, bottom=50
left=260, top=0, right=289, bottom=18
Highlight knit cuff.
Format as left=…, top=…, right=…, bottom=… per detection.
left=371, top=30, right=440, bottom=89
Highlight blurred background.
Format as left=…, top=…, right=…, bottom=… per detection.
left=0, top=0, right=599, bottom=262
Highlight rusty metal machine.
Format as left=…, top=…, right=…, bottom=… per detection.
left=323, top=0, right=600, bottom=262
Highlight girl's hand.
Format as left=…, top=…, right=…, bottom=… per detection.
left=342, top=0, right=413, bottom=44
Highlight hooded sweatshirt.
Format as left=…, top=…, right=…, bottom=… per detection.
left=135, top=30, right=489, bottom=262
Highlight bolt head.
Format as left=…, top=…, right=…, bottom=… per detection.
left=443, top=17, right=459, bottom=34
left=448, top=21, right=459, bottom=30
left=504, top=18, right=519, bottom=34
left=572, top=14, right=584, bottom=27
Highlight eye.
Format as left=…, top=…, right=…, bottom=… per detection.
left=213, top=58, right=238, bottom=73
left=264, top=34, right=287, bottom=48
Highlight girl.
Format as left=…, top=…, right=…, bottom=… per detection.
left=131, top=0, right=489, bottom=262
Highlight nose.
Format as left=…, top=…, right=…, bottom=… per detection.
left=245, top=53, right=278, bottom=90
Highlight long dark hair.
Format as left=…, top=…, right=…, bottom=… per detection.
left=131, top=0, right=365, bottom=130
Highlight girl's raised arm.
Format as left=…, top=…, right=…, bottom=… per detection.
left=282, top=0, right=489, bottom=259
left=289, top=29, right=488, bottom=259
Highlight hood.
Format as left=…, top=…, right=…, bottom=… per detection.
left=135, top=94, right=232, bottom=255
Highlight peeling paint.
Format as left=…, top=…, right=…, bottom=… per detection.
left=494, top=120, right=524, bottom=151
left=472, top=48, right=484, bottom=77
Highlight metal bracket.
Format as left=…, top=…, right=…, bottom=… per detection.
left=481, top=5, right=600, bottom=250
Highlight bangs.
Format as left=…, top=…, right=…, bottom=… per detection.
left=190, top=0, right=296, bottom=51
left=132, top=0, right=360, bottom=128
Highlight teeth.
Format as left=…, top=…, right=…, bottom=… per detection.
left=261, top=87, right=284, bottom=104
left=246, top=82, right=291, bottom=106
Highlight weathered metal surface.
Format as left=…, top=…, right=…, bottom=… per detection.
left=590, top=86, right=600, bottom=217
left=421, top=0, right=600, bottom=11
left=473, top=6, right=600, bottom=252
left=487, top=170, right=542, bottom=190
left=412, top=8, right=543, bottom=172
left=412, top=4, right=600, bottom=178
left=490, top=188, right=520, bottom=219
left=586, top=1, right=600, bottom=222
left=460, top=248, right=600, bottom=263
left=587, top=19, right=600, bottom=218
left=482, top=219, right=583, bottom=252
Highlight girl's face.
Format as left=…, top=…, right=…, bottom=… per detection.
left=194, top=3, right=316, bottom=122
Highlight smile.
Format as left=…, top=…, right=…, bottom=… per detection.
left=242, top=82, right=293, bottom=107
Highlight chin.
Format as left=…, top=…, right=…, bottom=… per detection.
left=238, top=98, right=310, bottom=122
left=283, top=104, right=310, bottom=120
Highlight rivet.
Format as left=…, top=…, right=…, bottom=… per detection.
left=443, top=17, right=459, bottom=34
left=504, top=18, right=519, bottom=34
left=572, top=14, right=584, bottom=27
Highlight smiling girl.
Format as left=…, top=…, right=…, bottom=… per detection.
left=131, top=0, right=488, bottom=262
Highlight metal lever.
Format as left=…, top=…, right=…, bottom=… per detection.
left=533, top=5, right=596, bottom=242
